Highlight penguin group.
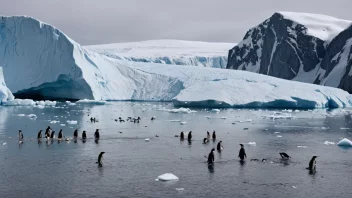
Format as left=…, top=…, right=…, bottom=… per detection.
left=115, top=116, right=141, bottom=123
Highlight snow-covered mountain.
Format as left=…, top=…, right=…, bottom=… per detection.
left=86, top=40, right=233, bottom=68
left=0, top=16, right=351, bottom=108
left=0, top=67, right=14, bottom=103
left=226, top=12, right=352, bottom=85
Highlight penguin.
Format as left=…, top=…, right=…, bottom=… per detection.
left=151, top=116, right=155, bottom=121
left=307, top=156, right=318, bottom=171
left=90, top=117, right=94, bottom=122
left=207, top=131, right=210, bottom=141
left=82, top=131, right=87, bottom=140
left=73, top=129, right=78, bottom=139
left=45, top=126, right=51, bottom=139
left=58, top=130, right=63, bottom=140
left=212, top=130, right=216, bottom=140
left=50, top=131, right=55, bottom=139
left=180, top=131, right=184, bottom=140
left=279, top=152, right=291, bottom=159
left=96, top=152, right=105, bottom=166
left=18, top=130, right=24, bottom=140
left=203, top=138, right=208, bottom=144
left=94, top=129, right=100, bottom=139
left=137, top=117, right=141, bottom=120
left=37, top=130, right=42, bottom=139
left=262, top=159, right=267, bottom=162
left=238, top=144, right=247, bottom=161
left=187, top=131, right=192, bottom=141
left=207, top=148, right=215, bottom=165
left=217, top=141, right=223, bottom=151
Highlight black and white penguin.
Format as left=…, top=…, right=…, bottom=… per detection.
left=238, top=144, right=247, bottom=161
left=94, top=129, right=100, bottom=139
left=217, top=141, right=223, bottom=151
left=45, top=126, right=51, bottom=138
left=82, top=131, right=87, bottom=140
left=212, top=130, right=216, bottom=140
left=279, top=152, right=291, bottom=159
left=203, top=138, right=208, bottom=144
left=58, top=130, right=63, bottom=140
left=50, top=131, right=55, bottom=139
left=307, top=156, right=318, bottom=171
left=18, top=130, right=24, bottom=140
left=37, top=130, right=42, bottom=139
left=188, top=131, right=192, bottom=141
left=151, top=116, right=156, bottom=121
left=73, top=129, right=78, bottom=139
left=180, top=131, right=184, bottom=140
left=96, top=152, right=105, bottom=166
left=207, top=148, right=215, bottom=165
left=207, top=131, right=210, bottom=141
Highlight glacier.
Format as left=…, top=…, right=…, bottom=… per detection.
left=0, top=16, right=352, bottom=109
left=86, top=40, right=233, bottom=68
left=0, top=67, right=14, bottom=103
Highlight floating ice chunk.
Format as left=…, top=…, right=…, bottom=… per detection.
left=67, top=120, right=78, bottom=125
left=282, top=109, right=293, bottom=113
left=36, top=100, right=56, bottom=106
left=248, top=142, right=256, bottom=145
left=60, top=124, right=66, bottom=126
left=145, top=138, right=150, bottom=142
left=245, top=119, right=253, bottom=122
left=324, top=141, right=335, bottom=145
left=3, top=99, right=36, bottom=106
left=263, top=112, right=295, bottom=120
left=337, top=138, right=352, bottom=147
left=168, top=108, right=196, bottom=113
left=277, top=135, right=283, bottom=138
left=17, top=114, right=25, bottom=117
left=76, top=99, right=106, bottom=105
left=27, top=114, right=37, bottom=119
left=180, top=122, right=187, bottom=125
left=176, top=188, right=184, bottom=191
left=66, top=101, right=76, bottom=106
left=274, top=132, right=281, bottom=134
left=157, top=173, right=179, bottom=181
left=169, top=120, right=181, bottom=122
left=211, top=109, right=220, bottom=113
left=36, top=105, right=45, bottom=109
left=321, top=127, right=329, bottom=130
left=340, top=127, right=350, bottom=130
left=292, top=186, right=297, bottom=189
left=297, top=146, right=308, bottom=148
left=50, top=120, right=60, bottom=124
left=3, top=142, right=6, bottom=145
left=294, top=110, right=300, bottom=112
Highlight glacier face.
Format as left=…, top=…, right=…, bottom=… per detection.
left=226, top=12, right=352, bottom=90
left=0, top=67, right=14, bottom=103
left=86, top=40, right=233, bottom=68
left=0, top=15, right=351, bottom=108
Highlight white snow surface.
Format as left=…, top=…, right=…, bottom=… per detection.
left=337, top=138, right=352, bottom=147
left=278, top=12, right=352, bottom=42
left=0, top=16, right=351, bottom=109
left=157, top=173, right=179, bottom=181
left=86, top=40, right=233, bottom=68
left=0, top=67, right=14, bottom=103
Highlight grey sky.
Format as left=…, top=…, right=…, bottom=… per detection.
left=1, top=0, right=351, bottom=45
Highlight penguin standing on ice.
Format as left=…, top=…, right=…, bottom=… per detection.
left=238, top=144, right=247, bottom=161
left=45, top=126, right=51, bottom=139
left=96, top=152, right=105, bottom=167
left=212, top=130, right=216, bottom=140
left=207, top=148, right=215, bottom=165
left=188, top=131, right=192, bottom=141
left=82, top=131, right=87, bottom=140
left=18, top=130, right=24, bottom=140
left=180, top=131, right=184, bottom=140
left=207, top=131, right=210, bottom=141
left=50, top=131, right=55, bottom=139
left=307, top=156, right=318, bottom=171
left=94, top=129, right=100, bottom=139
left=58, top=130, right=63, bottom=140
left=73, top=129, right=78, bottom=139
left=37, top=130, right=42, bottom=139
left=279, top=152, right=291, bottom=159
left=203, top=138, right=208, bottom=144
left=217, top=141, right=223, bottom=151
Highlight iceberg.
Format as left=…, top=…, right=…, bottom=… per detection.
left=0, top=16, right=351, bottom=109
left=157, top=173, right=179, bottom=181
left=337, top=138, right=352, bottom=147
left=0, top=67, right=14, bottom=104
left=86, top=40, right=233, bottom=68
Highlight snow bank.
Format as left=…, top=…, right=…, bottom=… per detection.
left=278, top=12, right=352, bottom=42
left=0, top=16, right=351, bottom=109
left=337, top=138, right=352, bottom=147
left=0, top=67, right=14, bottom=104
left=157, top=173, right=179, bottom=181
left=86, top=40, right=233, bottom=68
left=76, top=99, right=106, bottom=105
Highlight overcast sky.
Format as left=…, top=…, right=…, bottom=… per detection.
left=1, top=0, right=351, bottom=45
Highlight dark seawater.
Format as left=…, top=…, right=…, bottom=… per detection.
left=0, top=102, right=351, bottom=198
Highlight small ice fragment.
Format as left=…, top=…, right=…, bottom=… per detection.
left=3, top=142, right=7, bottom=145
left=274, top=132, right=281, bottom=134
left=321, top=127, right=328, bottom=130
left=145, top=138, right=150, bottom=142
left=246, top=119, right=253, bottom=122
left=180, top=122, right=187, bottom=125
left=17, top=114, right=25, bottom=117
left=211, top=109, right=220, bottom=113
left=324, top=141, right=335, bottom=145
left=340, top=127, right=350, bottom=130
left=297, top=146, right=308, bottom=148
left=157, top=173, right=179, bottom=181
left=337, top=138, right=352, bottom=147
left=27, top=114, right=37, bottom=119
left=60, top=124, right=66, bottom=126
left=176, top=188, right=184, bottom=191
left=66, top=120, right=77, bottom=125
left=294, top=110, right=300, bottom=112
left=292, top=186, right=297, bottom=189
left=248, top=142, right=256, bottom=145
left=277, top=135, right=282, bottom=138
left=50, top=120, right=60, bottom=124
